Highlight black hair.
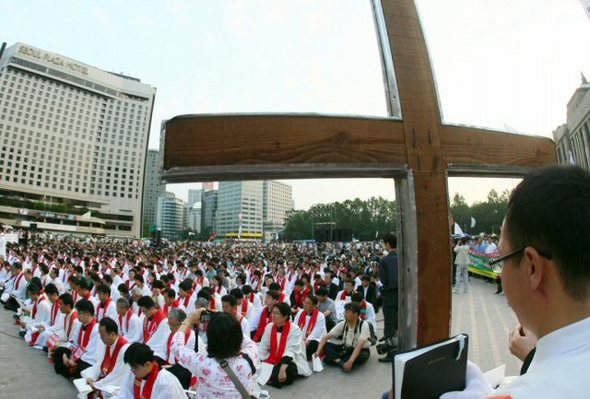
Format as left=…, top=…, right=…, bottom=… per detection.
left=28, top=283, right=42, bottom=296
left=178, top=279, right=192, bottom=293
left=505, top=165, right=590, bottom=301
left=124, top=342, right=154, bottom=367
left=242, top=285, right=253, bottom=295
left=306, top=294, right=319, bottom=306
left=294, top=279, right=304, bottom=287
left=152, top=280, right=165, bottom=290
left=75, top=298, right=95, bottom=316
left=118, top=283, right=129, bottom=295
left=221, top=294, right=236, bottom=307
left=273, top=302, right=291, bottom=317
left=196, top=289, right=212, bottom=301
left=137, top=296, right=155, bottom=310
left=229, top=288, right=244, bottom=300
left=164, top=288, right=176, bottom=299
left=100, top=317, right=119, bottom=335
left=97, top=284, right=111, bottom=296
left=351, top=292, right=364, bottom=303
left=344, top=301, right=361, bottom=315
left=316, top=286, right=329, bottom=296
left=269, top=282, right=281, bottom=291
left=206, top=312, right=243, bottom=359
left=266, top=289, right=280, bottom=301
left=103, top=274, right=113, bottom=284
left=59, top=293, right=74, bottom=308
left=382, top=232, right=397, bottom=248
left=134, top=274, right=144, bottom=284
left=44, top=283, right=58, bottom=296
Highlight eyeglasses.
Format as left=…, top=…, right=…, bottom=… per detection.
left=489, top=246, right=553, bottom=266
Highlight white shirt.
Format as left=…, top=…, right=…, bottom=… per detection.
left=115, top=367, right=186, bottom=399
left=258, top=322, right=312, bottom=378
left=294, top=309, right=327, bottom=343
left=96, top=299, right=118, bottom=322
left=144, top=315, right=171, bottom=360
left=117, top=310, right=143, bottom=343
left=166, top=329, right=196, bottom=365
left=495, top=316, right=590, bottom=398
left=81, top=337, right=130, bottom=391
left=71, top=321, right=100, bottom=365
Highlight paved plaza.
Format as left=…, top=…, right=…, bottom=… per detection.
left=0, top=277, right=521, bottom=398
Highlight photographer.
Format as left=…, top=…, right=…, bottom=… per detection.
left=314, top=302, right=371, bottom=372
left=171, top=308, right=261, bottom=398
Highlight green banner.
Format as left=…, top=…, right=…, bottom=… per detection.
left=468, top=252, right=501, bottom=279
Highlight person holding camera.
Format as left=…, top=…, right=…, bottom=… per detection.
left=314, top=302, right=371, bottom=372
left=171, top=308, right=261, bottom=398
left=258, top=302, right=312, bottom=388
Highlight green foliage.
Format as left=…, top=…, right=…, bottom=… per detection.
left=284, top=196, right=396, bottom=241
left=450, top=189, right=511, bottom=235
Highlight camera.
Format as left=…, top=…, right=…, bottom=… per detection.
left=376, top=335, right=399, bottom=355
left=200, top=310, right=212, bottom=323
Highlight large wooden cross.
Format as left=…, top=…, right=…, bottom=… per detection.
left=161, top=0, right=556, bottom=347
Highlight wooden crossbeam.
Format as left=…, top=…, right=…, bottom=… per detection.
left=161, top=0, right=557, bottom=346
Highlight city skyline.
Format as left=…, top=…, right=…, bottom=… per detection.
left=1, top=1, right=589, bottom=210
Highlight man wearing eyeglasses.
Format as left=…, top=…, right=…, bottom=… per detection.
left=442, top=165, right=590, bottom=398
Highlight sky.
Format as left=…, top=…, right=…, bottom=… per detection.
left=1, top=0, right=589, bottom=209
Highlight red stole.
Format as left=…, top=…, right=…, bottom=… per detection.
left=249, top=292, right=256, bottom=304
left=32, top=295, right=46, bottom=318
left=14, top=273, right=25, bottom=290
left=182, top=291, right=193, bottom=308
left=214, top=285, right=223, bottom=295
left=65, top=311, right=78, bottom=341
left=278, top=292, right=286, bottom=303
left=99, top=336, right=128, bottom=380
left=119, top=309, right=133, bottom=334
left=240, top=300, right=249, bottom=317
left=298, top=309, right=319, bottom=339
left=265, top=321, right=291, bottom=365
left=50, top=299, right=61, bottom=325
left=134, top=363, right=160, bottom=399
left=97, top=298, right=112, bottom=320
left=78, top=318, right=97, bottom=348
left=166, top=330, right=191, bottom=364
left=162, top=300, right=179, bottom=316
left=143, top=309, right=166, bottom=343
left=254, top=307, right=272, bottom=342
left=340, top=291, right=348, bottom=300
left=210, top=297, right=216, bottom=310
left=294, top=287, right=310, bottom=308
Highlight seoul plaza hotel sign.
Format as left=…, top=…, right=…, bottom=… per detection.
left=17, top=44, right=89, bottom=75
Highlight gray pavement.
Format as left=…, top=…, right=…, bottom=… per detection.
left=0, top=278, right=521, bottom=398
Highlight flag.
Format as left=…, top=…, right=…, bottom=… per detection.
left=82, top=211, right=91, bottom=218
left=454, top=223, right=464, bottom=237
left=471, top=217, right=476, bottom=228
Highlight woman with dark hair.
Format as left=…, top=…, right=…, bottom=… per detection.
left=258, top=302, right=312, bottom=388
left=171, top=309, right=261, bottom=398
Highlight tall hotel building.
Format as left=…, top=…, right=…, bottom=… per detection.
left=0, top=42, right=156, bottom=236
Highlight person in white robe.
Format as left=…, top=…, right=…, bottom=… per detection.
left=81, top=317, right=130, bottom=399
left=29, top=283, right=61, bottom=347
left=137, top=296, right=170, bottom=362
left=293, top=295, right=327, bottom=360
left=162, top=308, right=200, bottom=389
left=258, top=302, right=312, bottom=388
left=115, top=343, right=186, bottom=399
left=115, top=297, right=142, bottom=343
left=96, top=284, right=118, bottom=322
left=20, top=284, right=51, bottom=341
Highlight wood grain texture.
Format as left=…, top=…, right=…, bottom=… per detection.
left=163, top=115, right=406, bottom=170
left=161, top=0, right=558, bottom=348
left=443, top=125, right=558, bottom=167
